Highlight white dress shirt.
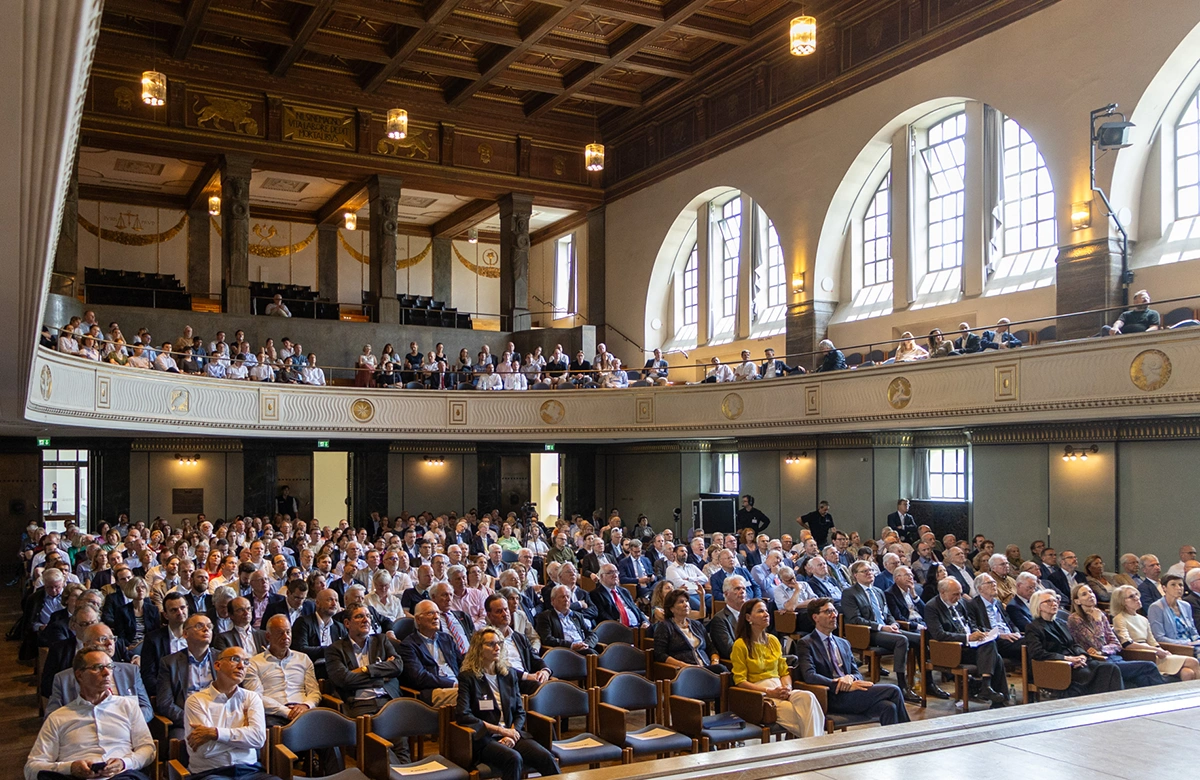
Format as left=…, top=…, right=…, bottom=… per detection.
left=25, top=693, right=155, bottom=780
left=300, top=366, right=326, bottom=386
left=665, top=561, right=708, bottom=595
left=244, top=649, right=320, bottom=719
left=183, top=684, right=267, bottom=773
left=477, top=373, right=503, bottom=390
left=155, top=353, right=179, bottom=372
left=734, top=361, right=759, bottom=381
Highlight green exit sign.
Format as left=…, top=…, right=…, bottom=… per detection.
left=317, top=440, right=330, bottom=449
left=544, top=443, right=555, bottom=451
left=37, top=437, right=51, bottom=447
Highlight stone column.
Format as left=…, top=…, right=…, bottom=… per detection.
left=220, top=154, right=253, bottom=314
left=1055, top=238, right=1125, bottom=340
left=499, top=193, right=534, bottom=331
left=368, top=174, right=402, bottom=324
left=785, top=301, right=838, bottom=372
left=186, top=206, right=211, bottom=297
left=53, top=172, right=78, bottom=278
left=432, top=237, right=452, bottom=305
left=587, top=205, right=606, bottom=343
left=317, top=224, right=339, bottom=305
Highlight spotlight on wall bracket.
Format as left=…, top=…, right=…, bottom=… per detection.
left=784, top=451, right=807, bottom=464
left=424, top=456, right=445, bottom=466
left=176, top=453, right=201, bottom=466
left=1062, top=445, right=1098, bottom=462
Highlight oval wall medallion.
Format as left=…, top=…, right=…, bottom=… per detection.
left=539, top=399, right=565, bottom=425
left=351, top=397, right=376, bottom=422
left=887, top=377, right=913, bottom=409
left=39, top=365, right=52, bottom=401
left=721, top=393, right=744, bottom=420
left=1130, top=349, right=1171, bottom=391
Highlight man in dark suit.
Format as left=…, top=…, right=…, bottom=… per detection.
left=430, top=582, right=475, bottom=657
left=579, top=536, right=619, bottom=581
left=22, top=568, right=66, bottom=656
left=797, top=599, right=910, bottom=725
left=1006, top=572, right=1039, bottom=632
left=483, top=594, right=550, bottom=695
left=592, top=563, right=648, bottom=628
left=325, top=604, right=405, bottom=717
left=618, top=540, right=656, bottom=600
left=184, top=569, right=216, bottom=621
left=924, top=578, right=1008, bottom=707
left=953, top=322, right=983, bottom=353
left=535, top=585, right=598, bottom=654
left=292, top=588, right=346, bottom=678
left=707, top=575, right=749, bottom=660
left=539, top=564, right=598, bottom=628
left=397, top=599, right=461, bottom=707
left=212, top=596, right=267, bottom=654
left=1046, top=550, right=1087, bottom=599
left=262, top=579, right=314, bottom=626
left=138, top=591, right=190, bottom=693
left=886, top=499, right=919, bottom=545
left=1136, top=555, right=1164, bottom=615
left=942, top=547, right=976, bottom=598
left=759, top=347, right=803, bottom=378
left=966, top=572, right=1025, bottom=662
left=798, top=502, right=835, bottom=549
left=885, top=566, right=927, bottom=629
left=156, top=614, right=216, bottom=735
left=100, top=565, right=134, bottom=627
left=840, top=562, right=921, bottom=702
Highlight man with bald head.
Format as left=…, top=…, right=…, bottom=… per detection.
left=924, top=578, right=1009, bottom=707
left=244, top=615, right=320, bottom=727
left=184, top=646, right=273, bottom=779
left=46, top=623, right=153, bottom=721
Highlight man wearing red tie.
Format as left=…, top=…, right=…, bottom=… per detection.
left=593, top=564, right=648, bottom=628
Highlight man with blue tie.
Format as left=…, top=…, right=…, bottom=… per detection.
left=592, top=564, right=648, bottom=628
left=840, top=562, right=922, bottom=703
left=618, top=540, right=656, bottom=600
left=967, top=573, right=1026, bottom=662
left=796, top=599, right=910, bottom=726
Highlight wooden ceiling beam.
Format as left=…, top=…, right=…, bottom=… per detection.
left=78, top=184, right=187, bottom=211
left=444, top=0, right=591, bottom=108
left=432, top=199, right=500, bottom=239
left=171, top=0, right=216, bottom=60
left=524, top=0, right=715, bottom=118
left=675, top=16, right=752, bottom=44
left=315, top=180, right=370, bottom=225
left=271, top=0, right=338, bottom=78
left=362, top=0, right=469, bottom=93
left=183, top=158, right=222, bottom=211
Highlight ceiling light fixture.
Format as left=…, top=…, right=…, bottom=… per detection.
left=790, top=14, right=817, bottom=56
left=386, top=108, right=408, bottom=140
left=468, top=228, right=478, bottom=244
left=585, top=97, right=604, bottom=172
left=141, top=70, right=167, bottom=106
left=208, top=195, right=221, bottom=217
left=344, top=212, right=357, bottom=231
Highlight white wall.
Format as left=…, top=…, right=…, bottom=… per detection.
left=530, top=223, right=589, bottom=328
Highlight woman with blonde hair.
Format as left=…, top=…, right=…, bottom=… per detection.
left=1111, top=584, right=1198, bottom=680
left=456, top=627, right=560, bottom=780
left=1067, top=583, right=1163, bottom=688
left=731, top=598, right=824, bottom=738
left=893, top=332, right=929, bottom=362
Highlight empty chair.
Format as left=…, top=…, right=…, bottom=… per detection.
left=1037, top=325, right=1057, bottom=343
left=367, top=698, right=467, bottom=780
left=667, top=666, right=768, bottom=751
left=866, top=349, right=885, bottom=363
left=593, top=621, right=635, bottom=648
left=846, top=352, right=864, bottom=367
left=596, top=672, right=695, bottom=760
left=542, top=647, right=590, bottom=687
left=271, top=706, right=370, bottom=779
left=526, top=681, right=623, bottom=770
left=593, top=642, right=649, bottom=686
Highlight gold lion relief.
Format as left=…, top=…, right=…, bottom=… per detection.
left=1130, top=349, right=1171, bottom=391
left=376, top=133, right=433, bottom=160
left=193, top=95, right=260, bottom=135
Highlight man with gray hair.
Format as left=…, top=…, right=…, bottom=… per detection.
left=815, top=339, right=846, bottom=372
left=708, top=575, right=750, bottom=660
left=448, top=565, right=487, bottom=628
left=1006, top=572, right=1042, bottom=632
left=41, top=605, right=104, bottom=697
left=535, top=585, right=597, bottom=654
left=968, top=572, right=1025, bottom=662
left=244, top=614, right=320, bottom=727
left=987, top=553, right=1017, bottom=604
left=46, top=623, right=153, bottom=721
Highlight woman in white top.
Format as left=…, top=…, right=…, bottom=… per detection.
left=78, top=336, right=101, bottom=361
left=1110, top=584, right=1198, bottom=679
left=893, top=332, right=929, bottom=362
left=367, top=570, right=405, bottom=621
left=422, top=351, right=442, bottom=388
left=525, top=525, right=549, bottom=557
left=355, top=344, right=377, bottom=387
left=520, top=353, right=540, bottom=384
left=503, top=358, right=527, bottom=390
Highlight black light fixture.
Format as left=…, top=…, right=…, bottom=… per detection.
left=784, top=450, right=808, bottom=464
left=1062, top=445, right=1098, bottom=462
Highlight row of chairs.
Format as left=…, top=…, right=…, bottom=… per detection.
left=84, top=268, right=192, bottom=310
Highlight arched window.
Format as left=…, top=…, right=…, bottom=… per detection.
left=924, top=112, right=967, bottom=272
left=1001, top=117, right=1056, bottom=253
left=682, top=245, right=699, bottom=327
left=863, top=173, right=892, bottom=287
left=1176, top=86, right=1200, bottom=220
left=752, top=210, right=787, bottom=331
left=716, top=197, right=741, bottom=326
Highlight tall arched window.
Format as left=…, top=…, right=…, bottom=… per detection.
left=682, top=245, right=699, bottom=327
left=924, top=112, right=967, bottom=272
left=1176, top=86, right=1200, bottom=220
left=863, top=173, right=892, bottom=287
left=716, top=197, right=741, bottom=327
left=1001, top=117, right=1056, bottom=253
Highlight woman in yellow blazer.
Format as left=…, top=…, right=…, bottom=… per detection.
left=730, top=598, right=824, bottom=738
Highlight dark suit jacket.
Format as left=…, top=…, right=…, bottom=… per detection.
left=815, top=349, right=847, bottom=372
left=1046, top=568, right=1087, bottom=599
left=540, top=585, right=597, bottom=627
left=213, top=626, right=267, bottom=654
left=39, top=609, right=72, bottom=646
left=796, top=631, right=861, bottom=689
left=100, top=590, right=129, bottom=628
left=325, top=634, right=405, bottom=704
left=291, top=613, right=347, bottom=664
left=967, top=596, right=1016, bottom=633
left=886, top=512, right=919, bottom=544
left=485, top=560, right=507, bottom=579
left=953, top=332, right=982, bottom=353
left=137, top=625, right=180, bottom=693
left=840, top=583, right=895, bottom=629
left=184, top=591, right=216, bottom=621
left=618, top=555, right=655, bottom=598
left=1137, top=579, right=1163, bottom=616
left=1006, top=597, right=1034, bottom=633
left=113, top=601, right=162, bottom=646
left=1025, top=617, right=1086, bottom=660
left=706, top=606, right=738, bottom=660
left=535, top=608, right=597, bottom=650
left=248, top=592, right=286, bottom=627
left=504, top=629, right=546, bottom=675
left=653, top=618, right=715, bottom=665
left=456, top=668, right=526, bottom=746
left=885, top=584, right=926, bottom=627
left=157, top=647, right=214, bottom=726
left=944, top=564, right=974, bottom=596
left=398, top=631, right=461, bottom=703
left=591, top=584, right=647, bottom=627
left=262, top=598, right=314, bottom=626
left=923, top=596, right=978, bottom=644
left=580, top=551, right=618, bottom=579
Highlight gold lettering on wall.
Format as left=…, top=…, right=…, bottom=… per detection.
left=282, top=105, right=355, bottom=149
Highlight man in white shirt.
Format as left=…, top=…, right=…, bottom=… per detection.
left=733, top=349, right=759, bottom=381
left=154, top=343, right=179, bottom=373
left=1166, top=545, right=1198, bottom=578
left=244, top=615, right=320, bottom=727
left=476, top=362, right=503, bottom=390
left=126, top=344, right=152, bottom=369
left=183, top=646, right=269, bottom=778
left=26, top=649, right=156, bottom=780
left=300, top=354, right=325, bottom=386
left=665, top=544, right=711, bottom=612
left=265, top=294, right=292, bottom=317
left=704, top=356, right=734, bottom=383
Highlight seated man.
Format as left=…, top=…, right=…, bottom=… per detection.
left=839, top=561, right=922, bottom=703
left=184, top=646, right=276, bottom=780
left=760, top=347, right=803, bottom=378
left=711, top=548, right=757, bottom=600
left=243, top=615, right=320, bottom=728
left=953, top=323, right=982, bottom=354
left=325, top=605, right=406, bottom=718
left=26, top=649, right=156, bottom=780
left=591, top=563, right=648, bottom=629
left=814, top=340, right=846, bottom=372
left=397, top=599, right=461, bottom=707
left=484, top=593, right=550, bottom=695
left=617, top=539, right=656, bottom=600
left=665, top=543, right=712, bottom=612
left=1103, top=289, right=1160, bottom=335
left=708, top=575, right=749, bottom=661
left=535, top=585, right=598, bottom=655
left=884, top=566, right=927, bottom=629
left=291, top=588, right=346, bottom=679
left=924, top=578, right=1009, bottom=707
left=980, top=317, right=1022, bottom=349
left=157, top=615, right=217, bottom=738
left=46, top=628, right=152, bottom=721
left=213, top=597, right=267, bottom=654
left=796, top=599, right=910, bottom=726
left=967, top=573, right=1026, bottom=662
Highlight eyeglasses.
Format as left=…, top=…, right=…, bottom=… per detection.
left=222, top=657, right=249, bottom=666
left=84, top=663, right=116, bottom=672
left=482, top=641, right=503, bottom=648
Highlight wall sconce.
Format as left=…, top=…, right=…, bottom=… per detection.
left=791, top=275, right=804, bottom=293
left=208, top=195, right=221, bottom=217
left=784, top=451, right=807, bottom=465
left=1071, top=200, right=1091, bottom=231
left=424, top=456, right=445, bottom=466
left=344, top=212, right=357, bottom=231
left=176, top=453, right=201, bottom=466
left=1062, top=445, right=1098, bottom=462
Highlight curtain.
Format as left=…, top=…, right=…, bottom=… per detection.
left=911, top=448, right=930, bottom=501
left=982, top=104, right=1006, bottom=275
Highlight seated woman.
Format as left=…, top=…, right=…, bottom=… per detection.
left=920, top=563, right=947, bottom=602
left=1025, top=589, right=1123, bottom=697
left=730, top=599, right=824, bottom=738
left=1147, top=574, right=1200, bottom=655
left=1083, top=555, right=1115, bottom=608
left=927, top=328, right=959, bottom=358
left=654, top=589, right=728, bottom=674
left=1110, top=584, right=1199, bottom=680
left=891, top=332, right=929, bottom=362
left=456, top=627, right=561, bottom=780
left=1067, top=583, right=1162, bottom=688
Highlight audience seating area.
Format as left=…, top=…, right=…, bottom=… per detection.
left=250, top=282, right=340, bottom=320
left=84, top=268, right=191, bottom=310
left=398, top=294, right=472, bottom=329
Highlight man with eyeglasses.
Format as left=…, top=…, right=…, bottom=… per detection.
left=26, top=649, right=156, bottom=780
left=1047, top=550, right=1087, bottom=599
left=158, top=615, right=216, bottom=738
left=184, top=647, right=275, bottom=779
left=1167, top=545, right=1198, bottom=579
left=397, top=600, right=462, bottom=707
left=46, top=625, right=153, bottom=722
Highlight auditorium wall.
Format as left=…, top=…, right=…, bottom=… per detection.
left=128, top=450, right=244, bottom=523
